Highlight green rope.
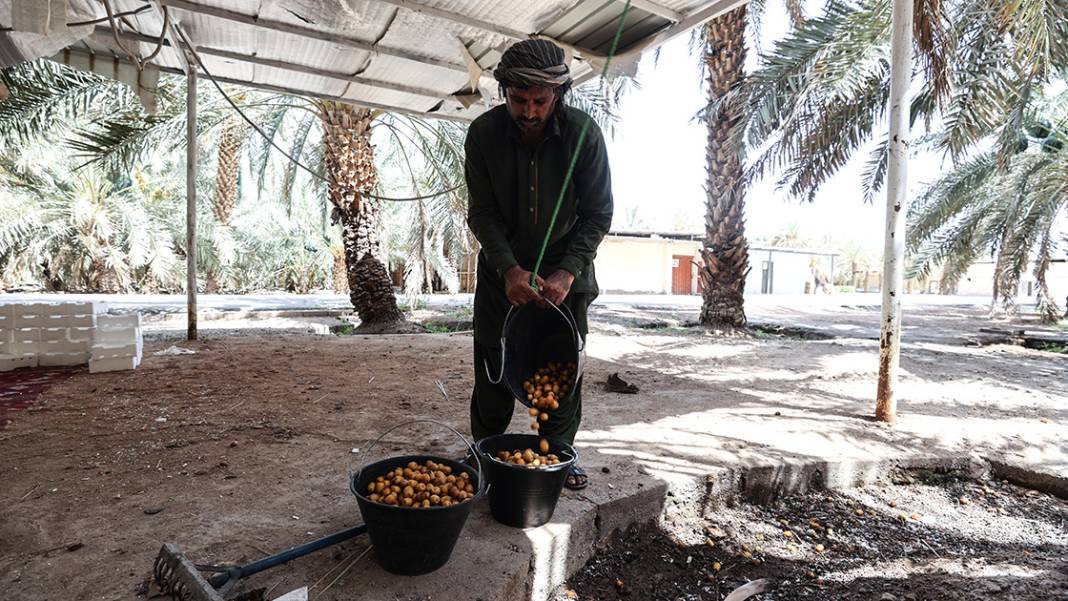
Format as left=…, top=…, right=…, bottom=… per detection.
left=530, top=0, right=633, bottom=292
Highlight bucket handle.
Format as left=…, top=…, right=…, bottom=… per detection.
left=484, top=305, right=515, bottom=385
left=350, top=419, right=485, bottom=499
left=485, top=302, right=584, bottom=388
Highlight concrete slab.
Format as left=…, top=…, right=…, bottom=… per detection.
left=987, top=457, right=1068, bottom=500
left=330, top=456, right=664, bottom=601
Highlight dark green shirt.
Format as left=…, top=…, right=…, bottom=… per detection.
left=465, top=104, right=613, bottom=346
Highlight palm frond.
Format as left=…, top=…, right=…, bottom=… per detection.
left=907, top=149, right=998, bottom=249
left=0, top=59, right=135, bottom=145
left=566, top=75, right=637, bottom=138
left=1032, top=227, right=1061, bottom=323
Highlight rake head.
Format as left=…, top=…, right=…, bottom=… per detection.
left=152, top=544, right=227, bottom=601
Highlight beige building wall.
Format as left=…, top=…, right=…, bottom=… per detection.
left=595, top=235, right=843, bottom=296
left=594, top=236, right=701, bottom=294
left=957, top=261, right=1068, bottom=303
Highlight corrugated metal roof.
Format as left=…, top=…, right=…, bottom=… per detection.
left=10, top=0, right=747, bottom=120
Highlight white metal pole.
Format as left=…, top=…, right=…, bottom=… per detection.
left=186, top=66, right=198, bottom=341
left=875, top=0, right=914, bottom=423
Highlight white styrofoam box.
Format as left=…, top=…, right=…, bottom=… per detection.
left=13, top=303, right=52, bottom=327
left=41, top=337, right=90, bottom=354
left=0, top=353, right=37, bottom=372
left=11, top=328, right=40, bottom=355
left=0, top=304, right=13, bottom=328
left=65, top=301, right=106, bottom=316
left=67, top=327, right=93, bottom=342
left=89, top=355, right=139, bottom=373
left=91, top=340, right=143, bottom=360
left=40, top=327, right=68, bottom=342
left=65, top=313, right=96, bottom=327
left=93, top=327, right=141, bottom=346
left=63, top=338, right=90, bottom=353
left=96, top=313, right=141, bottom=330
left=0, top=328, right=13, bottom=354
left=38, top=352, right=88, bottom=367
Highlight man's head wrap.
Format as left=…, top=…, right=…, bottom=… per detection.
left=493, top=39, right=572, bottom=91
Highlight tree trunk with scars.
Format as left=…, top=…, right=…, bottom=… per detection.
left=875, top=0, right=915, bottom=424
left=699, top=7, right=749, bottom=329
left=206, top=114, right=246, bottom=293
left=318, top=101, right=410, bottom=332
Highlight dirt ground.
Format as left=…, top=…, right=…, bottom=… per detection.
left=559, top=473, right=1068, bottom=600
left=0, top=300, right=1066, bottom=601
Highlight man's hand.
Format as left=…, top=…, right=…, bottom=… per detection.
left=540, top=269, right=575, bottom=306
left=504, top=266, right=544, bottom=307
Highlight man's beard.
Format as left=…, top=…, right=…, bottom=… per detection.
left=516, top=116, right=546, bottom=132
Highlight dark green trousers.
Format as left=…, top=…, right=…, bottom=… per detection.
left=470, top=293, right=592, bottom=446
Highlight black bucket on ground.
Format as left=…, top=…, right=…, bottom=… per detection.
left=350, top=455, right=483, bottom=575
left=349, top=420, right=485, bottom=575
left=476, top=433, right=577, bottom=528
left=485, top=302, right=585, bottom=409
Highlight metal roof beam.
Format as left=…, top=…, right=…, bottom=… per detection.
left=194, top=46, right=452, bottom=100
left=195, top=72, right=473, bottom=122
left=375, top=0, right=528, bottom=41
left=92, top=27, right=458, bottom=100
left=626, top=0, right=748, bottom=56
left=66, top=44, right=471, bottom=123
left=618, top=0, right=683, bottom=22
left=158, top=0, right=468, bottom=74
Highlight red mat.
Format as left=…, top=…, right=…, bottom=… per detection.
left=0, top=366, right=82, bottom=428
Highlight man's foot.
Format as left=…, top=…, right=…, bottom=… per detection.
left=564, top=464, right=588, bottom=490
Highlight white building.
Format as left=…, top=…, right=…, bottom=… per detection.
left=594, top=232, right=839, bottom=295
left=955, top=259, right=1068, bottom=305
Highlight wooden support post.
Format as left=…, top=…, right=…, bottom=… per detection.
left=186, top=66, right=197, bottom=341
left=875, top=0, right=914, bottom=424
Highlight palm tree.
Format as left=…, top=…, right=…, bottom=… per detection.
left=0, top=61, right=185, bottom=292
left=906, top=91, right=1068, bottom=323
left=694, top=0, right=806, bottom=329
left=205, top=91, right=248, bottom=292
left=699, top=5, right=751, bottom=328
left=2, top=59, right=335, bottom=296
left=712, top=0, right=1068, bottom=328
left=736, top=0, right=1068, bottom=203
left=0, top=160, right=180, bottom=292
left=316, top=101, right=409, bottom=331
left=10, top=56, right=628, bottom=326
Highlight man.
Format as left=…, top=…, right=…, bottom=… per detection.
left=465, top=39, right=613, bottom=490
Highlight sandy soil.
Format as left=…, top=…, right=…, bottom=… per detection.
left=0, top=302, right=1065, bottom=601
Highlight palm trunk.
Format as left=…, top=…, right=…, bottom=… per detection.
left=330, top=242, right=348, bottom=294
left=1033, top=234, right=1060, bottom=323
left=699, top=7, right=749, bottom=329
left=990, top=245, right=1019, bottom=319
left=206, top=114, right=246, bottom=293
left=318, top=101, right=406, bottom=330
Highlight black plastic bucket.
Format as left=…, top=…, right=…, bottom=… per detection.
left=476, top=433, right=577, bottom=528
left=349, top=421, right=485, bottom=575
left=485, top=302, right=585, bottom=409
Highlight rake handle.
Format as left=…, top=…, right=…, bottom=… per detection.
left=207, top=524, right=368, bottom=589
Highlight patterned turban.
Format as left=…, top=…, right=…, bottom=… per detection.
left=493, top=39, right=572, bottom=89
